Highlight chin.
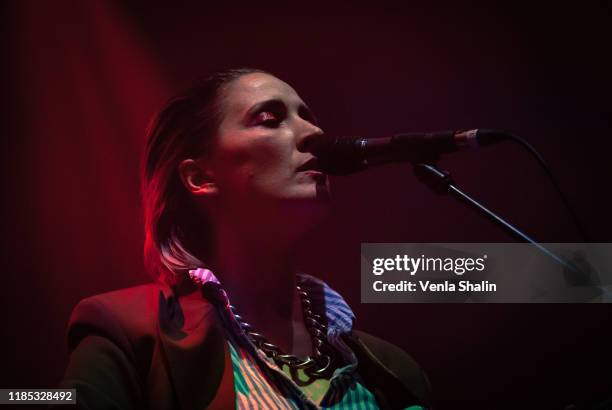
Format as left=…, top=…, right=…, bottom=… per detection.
left=276, top=186, right=330, bottom=218
left=289, top=184, right=331, bottom=203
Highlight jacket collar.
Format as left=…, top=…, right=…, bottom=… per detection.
left=156, top=282, right=235, bottom=410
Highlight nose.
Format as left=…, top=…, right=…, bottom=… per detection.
left=296, top=121, right=325, bottom=153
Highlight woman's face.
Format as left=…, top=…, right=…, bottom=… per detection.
left=205, top=73, right=329, bottom=213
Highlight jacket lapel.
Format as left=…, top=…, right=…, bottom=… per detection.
left=157, top=285, right=235, bottom=410
left=343, top=332, right=426, bottom=410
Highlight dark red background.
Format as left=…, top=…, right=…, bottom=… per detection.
left=2, top=1, right=611, bottom=408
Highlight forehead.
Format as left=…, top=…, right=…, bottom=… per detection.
left=221, top=73, right=304, bottom=115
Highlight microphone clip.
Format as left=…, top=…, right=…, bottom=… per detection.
left=413, top=163, right=455, bottom=195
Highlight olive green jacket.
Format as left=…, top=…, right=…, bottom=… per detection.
left=58, top=281, right=431, bottom=409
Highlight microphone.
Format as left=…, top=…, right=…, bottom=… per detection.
left=310, top=129, right=511, bottom=175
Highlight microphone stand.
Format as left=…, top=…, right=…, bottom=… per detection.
left=413, top=162, right=579, bottom=273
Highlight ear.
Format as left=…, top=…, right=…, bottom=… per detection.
left=178, top=159, right=218, bottom=197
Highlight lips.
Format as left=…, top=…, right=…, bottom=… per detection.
left=296, top=157, right=323, bottom=173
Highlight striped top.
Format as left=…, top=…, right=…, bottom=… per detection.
left=188, top=268, right=425, bottom=409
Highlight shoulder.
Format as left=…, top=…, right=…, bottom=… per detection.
left=349, top=330, right=432, bottom=407
left=66, top=284, right=170, bottom=362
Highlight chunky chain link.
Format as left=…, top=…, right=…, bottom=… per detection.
left=228, top=284, right=337, bottom=385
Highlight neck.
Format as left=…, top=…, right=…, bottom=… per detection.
left=208, top=218, right=312, bottom=356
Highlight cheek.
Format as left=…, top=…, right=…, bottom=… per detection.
left=213, top=134, right=295, bottom=194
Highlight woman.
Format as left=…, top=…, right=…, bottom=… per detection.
left=59, top=68, right=431, bottom=409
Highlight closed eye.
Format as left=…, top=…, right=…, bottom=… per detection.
left=246, top=99, right=316, bottom=128
left=249, top=100, right=286, bottom=128
left=254, top=111, right=281, bottom=127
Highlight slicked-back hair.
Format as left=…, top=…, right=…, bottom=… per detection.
left=141, top=68, right=267, bottom=285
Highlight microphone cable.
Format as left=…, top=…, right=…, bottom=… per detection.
left=495, top=131, right=590, bottom=242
